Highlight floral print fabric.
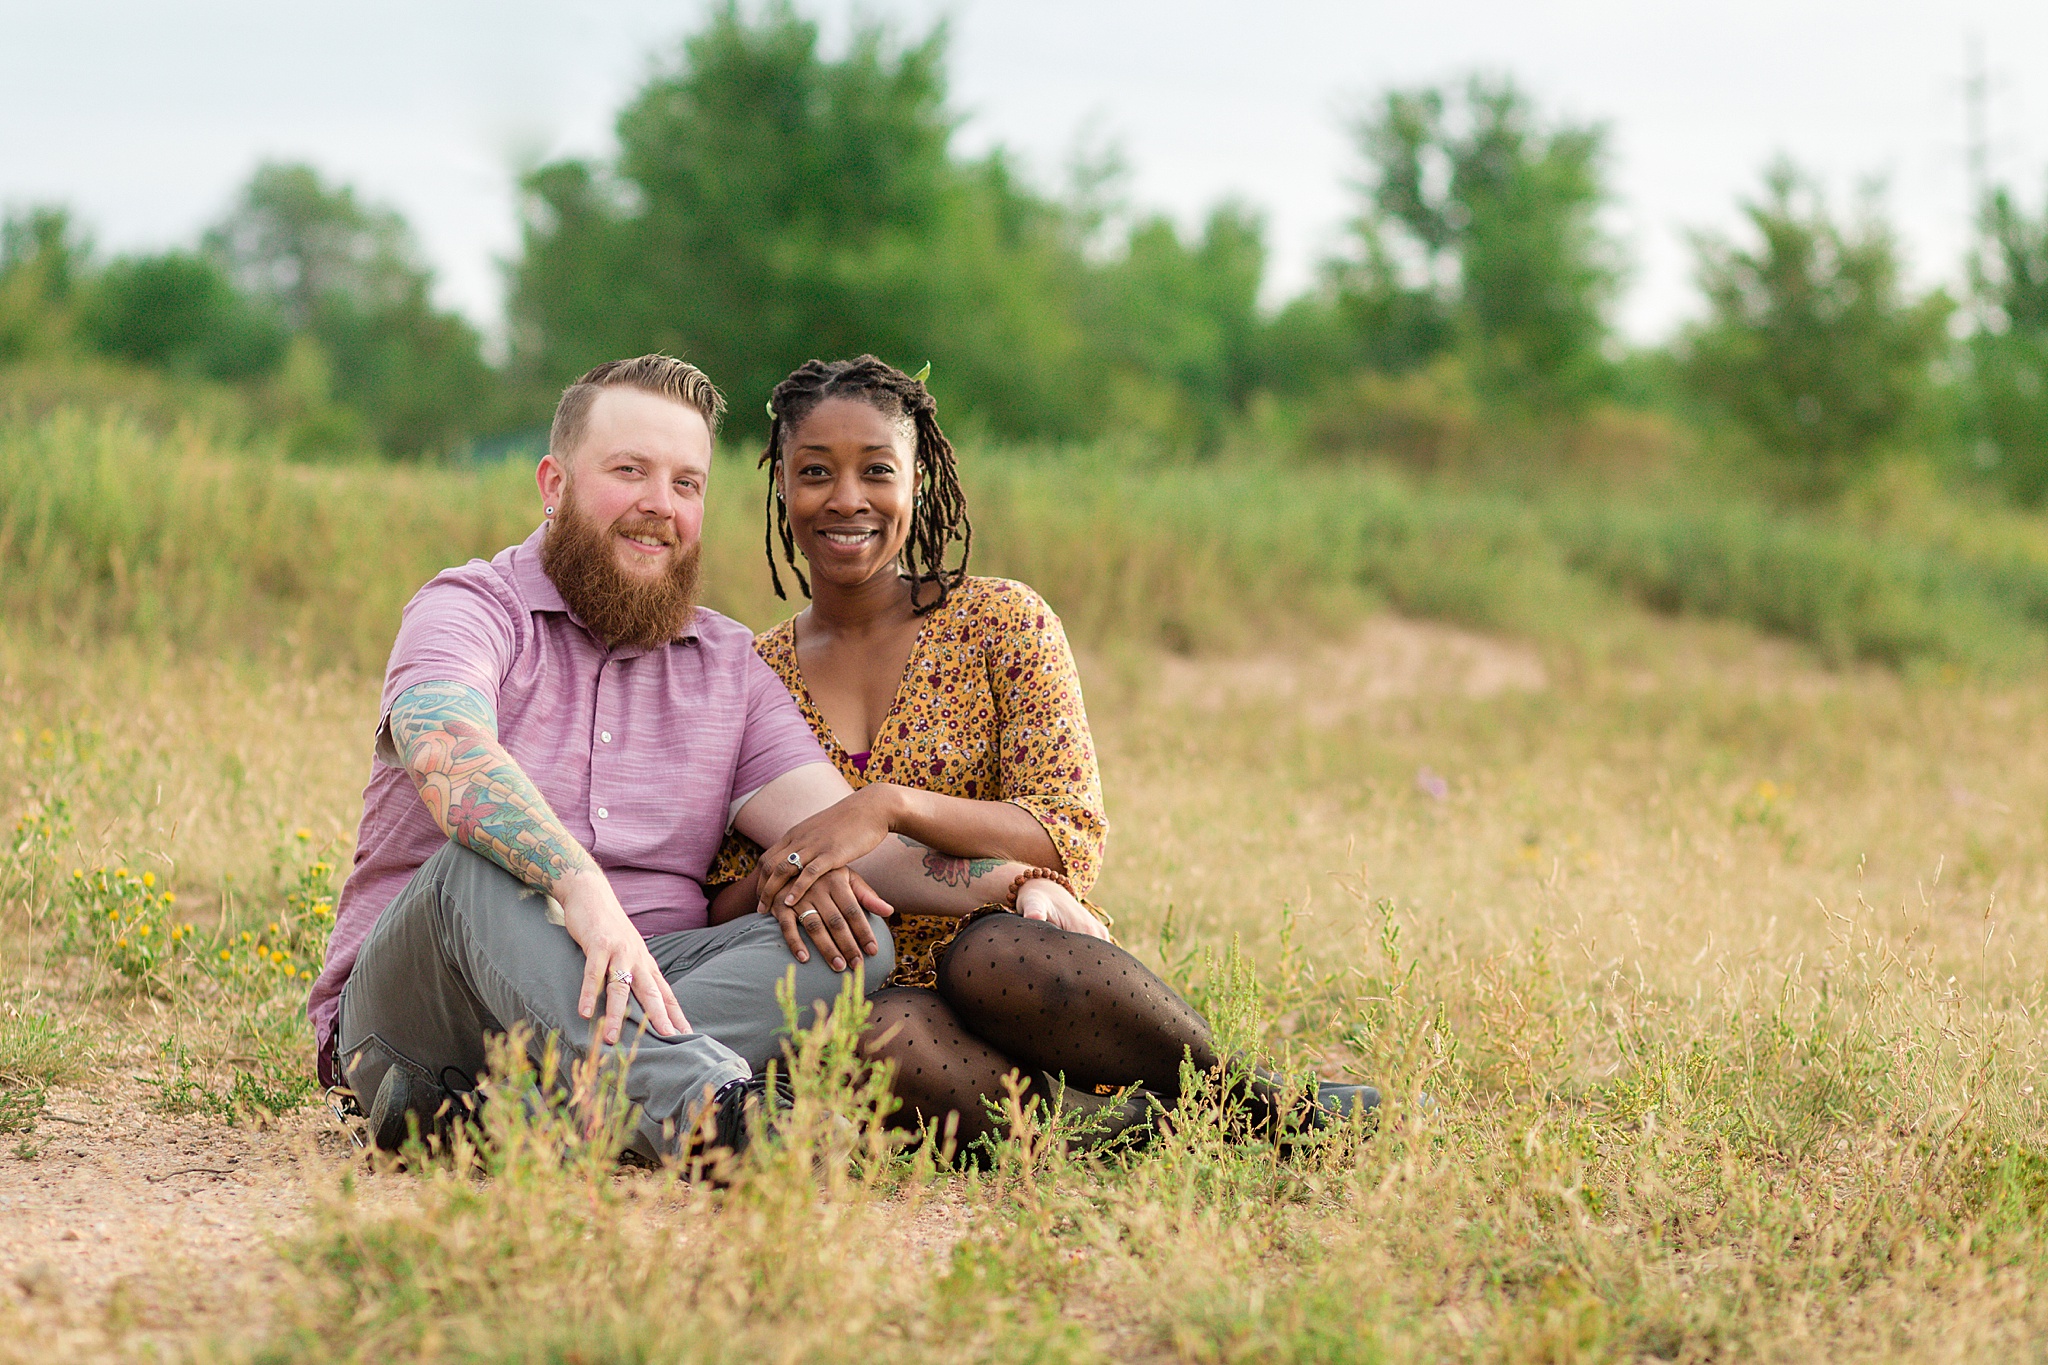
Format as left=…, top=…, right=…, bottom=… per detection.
left=710, top=576, right=1110, bottom=987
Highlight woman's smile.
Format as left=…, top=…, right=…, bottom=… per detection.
left=817, top=525, right=882, bottom=549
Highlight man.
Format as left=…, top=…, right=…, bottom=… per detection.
left=310, top=355, right=1082, bottom=1160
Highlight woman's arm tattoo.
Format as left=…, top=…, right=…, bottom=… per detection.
left=897, top=834, right=1002, bottom=888
left=388, top=680, right=596, bottom=892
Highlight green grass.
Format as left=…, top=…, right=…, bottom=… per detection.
left=0, top=1002, right=90, bottom=1089
left=8, top=406, right=2048, bottom=674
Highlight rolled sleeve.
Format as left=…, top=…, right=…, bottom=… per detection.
left=371, top=568, right=520, bottom=763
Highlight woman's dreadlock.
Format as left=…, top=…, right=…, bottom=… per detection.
left=760, top=355, right=973, bottom=616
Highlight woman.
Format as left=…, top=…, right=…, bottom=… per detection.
left=710, top=355, right=1376, bottom=1157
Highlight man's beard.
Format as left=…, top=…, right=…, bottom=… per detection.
left=539, top=490, right=701, bottom=651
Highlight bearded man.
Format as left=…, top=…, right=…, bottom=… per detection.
left=310, top=355, right=1086, bottom=1160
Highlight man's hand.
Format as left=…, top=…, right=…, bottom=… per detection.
left=768, top=866, right=893, bottom=973
left=1015, top=878, right=1111, bottom=940
left=757, top=783, right=900, bottom=916
left=555, top=869, right=688, bottom=1045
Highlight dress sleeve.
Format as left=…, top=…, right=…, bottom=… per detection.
left=983, top=582, right=1108, bottom=895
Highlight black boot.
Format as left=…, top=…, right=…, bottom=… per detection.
left=1037, top=1075, right=1166, bottom=1154
left=365, top=1063, right=480, bottom=1154
left=700, top=1070, right=796, bottom=1159
left=1224, top=1064, right=1382, bottom=1147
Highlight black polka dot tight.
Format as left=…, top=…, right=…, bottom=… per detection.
left=932, top=914, right=1221, bottom=1095
left=858, top=916, right=1308, bottom=1158
left=858, top=986, right=1018, bottom=1154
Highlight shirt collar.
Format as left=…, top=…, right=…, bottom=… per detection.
left=509, top=523, right=701, bottom=650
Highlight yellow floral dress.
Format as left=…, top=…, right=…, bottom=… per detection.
left=712, top=576, right=1110, bottom=988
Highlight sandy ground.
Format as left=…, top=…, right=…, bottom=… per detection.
left=0, top=1091, right=352, bottom=1354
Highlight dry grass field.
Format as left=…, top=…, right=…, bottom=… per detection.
left=2, top=414, right=2047, bottom=1362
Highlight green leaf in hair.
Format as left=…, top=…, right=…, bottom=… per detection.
left=765, top=400, right=776, bottom=420
left=912, top=361, right=931, bottom=384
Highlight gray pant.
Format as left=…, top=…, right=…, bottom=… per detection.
left=337, top=842, right=894, bottom=1158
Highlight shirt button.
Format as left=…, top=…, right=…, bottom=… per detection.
left=596, top=807, right=609, bottom=820
left=600, top=731, right=612, bottom=743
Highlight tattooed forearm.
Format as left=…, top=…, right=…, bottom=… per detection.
left=389, top=680, right=596, bottom=891
left=896, top=834, right=1003, bottom=888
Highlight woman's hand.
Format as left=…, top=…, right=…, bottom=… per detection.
left=758, top=784, right=902, bottom=916
left=770, top=865, right=893, bottom=973
left=1014, top=877, right=1111, bottom=940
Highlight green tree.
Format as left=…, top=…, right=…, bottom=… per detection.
left=1334, top=79, right=1619, bottom=410
left=77, top=252, right=287, bottom=381
left=1086, top=202, right=1267, bottom=449
left=209, top=163, right=494, bottom=456
left=0, top=208, right=87, bottom=363
left=1682, top=162, right=1952, bottom=498
left=510, top=2, right=1093, bottom=441
left=1967, top=183, right=2048, bottom=503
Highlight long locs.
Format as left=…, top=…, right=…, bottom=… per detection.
left=758, top=355, right=973, bottom=614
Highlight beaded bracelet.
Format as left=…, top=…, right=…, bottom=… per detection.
left=1005, top=867, right=1075, bottom=909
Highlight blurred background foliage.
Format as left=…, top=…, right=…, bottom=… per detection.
left=5, top=0, right=2048, bottom=603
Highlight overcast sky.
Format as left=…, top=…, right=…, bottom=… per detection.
left=4, top=0, right=2044, bottom=345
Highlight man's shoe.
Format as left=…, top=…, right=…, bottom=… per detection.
left=705, top=1071, right=796, bottom=1158
left=365, top=1064, right=479, bottom=1154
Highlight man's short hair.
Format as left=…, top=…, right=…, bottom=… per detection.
left=550, top=355, right=727, bottom=462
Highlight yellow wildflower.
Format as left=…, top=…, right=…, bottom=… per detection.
left=295, top=828, right=312, bottom=841
left=162, top=892, right=175, bottom=905
left=142, top=871, right=156, bottom=888
left=219, top=949, right=231, bottom=962
left=115, top=936, right=128, bottom=947
left=137, top=924, right=151, bottom=936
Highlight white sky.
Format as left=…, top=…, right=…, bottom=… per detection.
left=3, top=0, right=2044, bottom=345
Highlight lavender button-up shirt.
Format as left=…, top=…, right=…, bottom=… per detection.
left=308, top=526, right=826, bottom=1074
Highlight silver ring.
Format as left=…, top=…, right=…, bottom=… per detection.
left=785, top=852, right=804, bottom=870
left=609, top=968, right=634, bottom=987
left=798, top=908, right=822, bottom=923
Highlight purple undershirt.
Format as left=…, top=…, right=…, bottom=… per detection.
left=849, top=751, right=871, bottom=775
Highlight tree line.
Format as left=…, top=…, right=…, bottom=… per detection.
left=3, top=0, right=2047, bottom=506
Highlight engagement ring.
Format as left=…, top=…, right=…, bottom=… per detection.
left=609, top=968, right=634, bottom=987
left=798, top=908, right=822, bottom=923
left=785, top=852, right=804, bottom=870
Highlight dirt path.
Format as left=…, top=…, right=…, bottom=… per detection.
left=0, top=1087, right=353, bottom=1350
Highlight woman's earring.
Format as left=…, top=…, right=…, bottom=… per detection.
left=544, top=505, right=554, bottom=516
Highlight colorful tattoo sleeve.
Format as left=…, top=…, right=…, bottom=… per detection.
left=388, top=680, right=596, bottom=892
